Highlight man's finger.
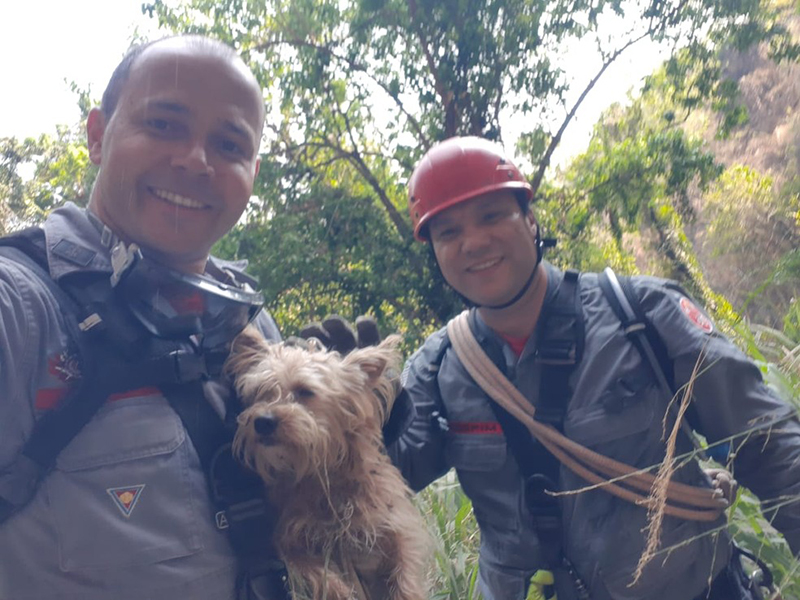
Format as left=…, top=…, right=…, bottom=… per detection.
left=299, top=322, right=332, bottom=348
left=355, top=316, right=381, bottom=348
left=321, top=315, right=357, bottom=353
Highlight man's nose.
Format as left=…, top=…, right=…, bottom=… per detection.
left=460, top=223, right=491, bottom=253
left=172, top=140, right=214, bottom=176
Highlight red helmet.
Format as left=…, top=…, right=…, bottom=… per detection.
left=408, top=136, right=533, bottom=241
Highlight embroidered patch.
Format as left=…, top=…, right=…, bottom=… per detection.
left=36, top=350, right=82, bottom=410
left=449, top=421, right=503, bottom=435
left=48, top=350, right=81, bottom=382
left=107, top=485, right=146, bottom=518
left=679, top=297, right=713, bottom=334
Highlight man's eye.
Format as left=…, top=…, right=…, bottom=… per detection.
left=434, top=227, right=458, bottom=241
left=219, top=138, right=244, bottom=156
left=146, top=118, right=172, bottom=131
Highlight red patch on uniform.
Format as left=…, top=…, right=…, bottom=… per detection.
left=679, top=297, right=713, bottom=334
left=35, top=386, right=161, bottom=411
left=34, top=387, right=70, bottom=411
left=449, top=421, right=504, bottom=435
left=108, top=387, right=161, bottom=403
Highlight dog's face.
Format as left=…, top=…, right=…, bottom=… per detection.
left=226, top=327, right=401, bottom=486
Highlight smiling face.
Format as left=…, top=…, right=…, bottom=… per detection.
left=87, top=40, right=264, bottom=273
left=429, top=190, right=540, bottom=307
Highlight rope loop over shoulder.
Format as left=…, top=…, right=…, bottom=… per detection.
left=447, top=311, right=728, bottom=522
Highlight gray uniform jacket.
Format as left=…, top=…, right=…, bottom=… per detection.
left=391, top=261, right=800, bottom=600
left=0, top=203, right=281, bottom=600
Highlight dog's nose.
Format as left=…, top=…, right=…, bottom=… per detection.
left=253, top=413, right=278, bottom=437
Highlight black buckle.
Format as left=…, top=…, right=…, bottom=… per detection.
left=237, top=561, right=291, bottom=600
left=536, top=341, right=576, bottom=365
left=524, top=474, right=559, bottom=515
left=171, top=350, right=209, bottom=383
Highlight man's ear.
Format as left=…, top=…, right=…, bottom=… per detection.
left=86, top=108, right=106, bottom=166
left=254, top=156, right=261, bottom=178
left=526, top=210, right=538, bottom=234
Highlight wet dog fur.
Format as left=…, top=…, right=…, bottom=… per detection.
left=226, top=327, right=429, bottom=600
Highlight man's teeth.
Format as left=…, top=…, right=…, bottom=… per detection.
left=151, top=188, right=207, bottom=209
left=470, top=258, right=501, bottom=271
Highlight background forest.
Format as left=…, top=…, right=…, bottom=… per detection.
left=2, top=0, right=800, bottom=597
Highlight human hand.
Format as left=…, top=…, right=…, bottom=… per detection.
left=297, top=314, right=415, bottom=445
left=705, top=468, right=738, bottom=504
left=299, top=315, right=381, bottom=354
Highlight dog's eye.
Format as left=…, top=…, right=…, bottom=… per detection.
left=293, top=386, right=315, bottom=399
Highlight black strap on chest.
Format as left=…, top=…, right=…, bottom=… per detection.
left=0, top=228, right=289, bottom=599
left=0, top=229, right=218, bottom=520
left=471, top=270, right=589, bottom=598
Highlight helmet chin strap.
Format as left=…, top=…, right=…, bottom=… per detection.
left=472, top=231, right=556, bottom=311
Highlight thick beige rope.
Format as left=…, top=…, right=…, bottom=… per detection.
left=447, top=311, right=727, bottom=522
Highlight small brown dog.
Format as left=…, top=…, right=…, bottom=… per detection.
left=226, top=327, right=430, bottom=600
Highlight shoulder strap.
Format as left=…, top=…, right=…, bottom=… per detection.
left=597, top=268, right=674, bottom=394
left=473, top=270, right=582, bottom=484
left=446, top=311, right=728, bottom=522
left=597, top=268, right=706, bottom=453
left=473, top=270, right=583, bottom=572
left=0, top=232, right=102, bottom=522
left=0, top=231, right=289, bottom=596
left=536, top=269, right=583, bottom=428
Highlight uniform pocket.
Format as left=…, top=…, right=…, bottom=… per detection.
left=596, top=517, right=723, bottom=599
left=564, top=383, right=655, bottom=449
left=447, top=434, right=520, bottom=530
left=48, top=397, right=203, bottom=571
left=446, top=433, right=507, bottom=472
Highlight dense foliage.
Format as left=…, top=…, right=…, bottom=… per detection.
left=2, top=0, right=799, bottom=596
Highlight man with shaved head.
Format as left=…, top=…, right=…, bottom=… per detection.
left=0, top=36, right=286, bottom=600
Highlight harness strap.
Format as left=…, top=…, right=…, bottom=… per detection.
left=0, top=242, right=220, bottom=521
left=0, top=229, right=291, bottom=599
left=447, top=311, right=729, bottom=521
left=597, top=268, right=707, bottom=458
left=0, top=243, right=97, bottom=521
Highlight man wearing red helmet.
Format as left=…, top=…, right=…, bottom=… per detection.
left=390, top=136, right=800, bottom=600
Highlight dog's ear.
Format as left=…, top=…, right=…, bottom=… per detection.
left=343, top=334, right=402, bottom=382
left=225, top=324, right=271, bottom=378
left=343, top=335, right=404, bottom=424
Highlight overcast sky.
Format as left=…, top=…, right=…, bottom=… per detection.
left=0, top=0, right=158, bottom=139
left=0, top=0, right=667, bottom=167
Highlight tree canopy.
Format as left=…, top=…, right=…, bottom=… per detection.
left=2, top=0, right=800, bottom=592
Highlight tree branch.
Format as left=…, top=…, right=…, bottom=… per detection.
left=406, top=0, right=455, bottom=141
left=253, top=37, right=431, bottom=149
left=530, top=28, right=656, bottom=195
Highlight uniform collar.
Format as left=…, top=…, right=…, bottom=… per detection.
left=43, top=202, right=113, bottom=281
left=539, top=260, right=565, bottom=309
left=42, top=202, right=256, bottom=288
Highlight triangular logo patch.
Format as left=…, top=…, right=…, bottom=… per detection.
left=107, top=484, right=146, bottom=518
